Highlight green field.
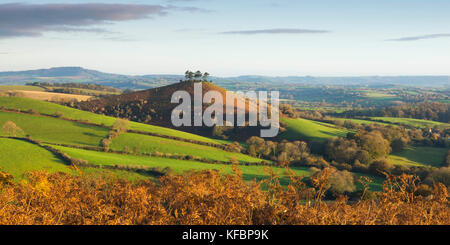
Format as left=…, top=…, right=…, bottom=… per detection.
left=281, top=118, right=348, bottom=142
left=110, top=133, right=264, bottom=163
left=46, top=86, right=121, bottom=95
left=0, top=85, right=46, bottom=92
left=334, top=117, right=391, bottom=126
left=0, top=138, right=72, bottom=179
left=389, top=146, right=448, bottom=167
left=51, top=145, right=311, bottom=184
left=0, top=111, right=109, bottom=146
left=371, top=117, right=450, bottom=129
left=0, top=96, right=226, bottom=144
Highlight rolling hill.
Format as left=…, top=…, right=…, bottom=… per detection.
left=0, top=95, right=274, bottom=181
left=73, top=81, right=263, bottom=138
left=0, top=96, right=224, bottom=144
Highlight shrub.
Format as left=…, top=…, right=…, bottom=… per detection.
left=424, top=167, right=450, bottom=187
left=369, top=159, right=394, bottom=176
left=328, top=170, right=356, bottom=195
left=55, top=111, right=64, bottom=118
left=2, top=121, right=24, bottom=137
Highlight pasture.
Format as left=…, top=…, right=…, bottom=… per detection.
left=0, top=96, right=226, bottom=144
left=0, top=138, right=72, bottom=179
left=110, top=133, right=264, bottom=163
left=388, top=146, right=448, bottom=167
left=50, top=145, right=311, bottom=184
left=0, top=111, right=109, bottom=146
left=281, top=118, right=348, bottom=142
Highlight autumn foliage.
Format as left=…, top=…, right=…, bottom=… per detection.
left=0, top=168, right=448, bottom=225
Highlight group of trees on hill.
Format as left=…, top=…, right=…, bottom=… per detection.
left=182, top=70, right=211, bottom=83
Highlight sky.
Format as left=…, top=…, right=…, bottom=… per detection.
left=0, top=0, right=449, bottom=76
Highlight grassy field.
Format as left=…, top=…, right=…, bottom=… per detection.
left=5, top=90, right=92, bottom=102
left=77, top=166, right=151, bottom=181
left=281, top=118, right=348, bottom=142
left=0, top=96, right=226, bottom=144
left=0, top=111, right=109, bottom=146
left=110, top=133, right=264, bottom=163
left=333, top=117, right=391, bottom=126
left=50, top=144, right=310, bottom=184
left=0, top=138, right=72, bottom=179
left=389, top=146, right=448, bottom=167
left=0, top=85, right=46, bottom=92
left=371, top=117, right=450, bottom=129
left=46, top=86, right=121, bottom=96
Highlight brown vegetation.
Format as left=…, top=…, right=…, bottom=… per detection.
left=2, top=121, right=24, bottom=137
left=0, top=168, right=448, bottom=225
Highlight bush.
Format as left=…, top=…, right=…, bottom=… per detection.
left=424, top=167, right=450, bottom=187
left=55, top=111, right=64, bottom=118
left=369, top=159, right=393, bottom=176
left=2, top=121, right=24, bottom=137
left=328, top=170, right=356, bottom=195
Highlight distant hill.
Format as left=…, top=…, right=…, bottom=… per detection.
left=0, top=67, right=449, bottom=89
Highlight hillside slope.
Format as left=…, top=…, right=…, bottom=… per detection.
left=74, top=81, right=262, bottom=137
left=0, top=96, right=225, bottom=144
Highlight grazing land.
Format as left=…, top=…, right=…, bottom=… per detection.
left=110, top=133, right=262, bottom=163
left=50, top=145, right=310, bottom=184
left=0, top=138, right=72, bottom=178
left=388, top=146, right=448, bottom=167
left=371, top=117, right=450, bottom=129
left=280, top=118, right=348, bottom=142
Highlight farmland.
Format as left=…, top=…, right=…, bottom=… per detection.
left=50, top=145, right=311, bottom=184
left=371, top=117, right=450, bottom=129
left=388, top=146, right=448, bottom=167
left=110, top=133, right=263, bottom=163
left=0, top=138, right=72, bottom=179
left=280, top=118, right=348, bottom=142
left=0, top=96, right=225, bottom=144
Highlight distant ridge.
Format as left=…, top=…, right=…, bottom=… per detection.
left=1, top=67, right=449, bottom=89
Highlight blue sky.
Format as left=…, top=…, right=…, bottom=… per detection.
left=0, top=0, right=449, bottom=76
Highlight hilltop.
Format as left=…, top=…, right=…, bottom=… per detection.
left=73, top=81, right=262, bottom=138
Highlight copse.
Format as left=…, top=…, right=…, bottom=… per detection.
left=246, top=136, right=310, bottom=164
left=183, top=70, right=211, bottom=83
left=369, top=158, right=394, bottom=176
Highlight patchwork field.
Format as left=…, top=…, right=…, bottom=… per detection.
left=51, top=145, right=311, bottom=184
left=371, top=117, right=450, bottom=129
left=110, top=133, right=263, bottom=163
left=0, top=96, right=225, bottom=144
left=281, top=118, right=348, bottom=142
left=0, top=111, right=109, bottom=146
